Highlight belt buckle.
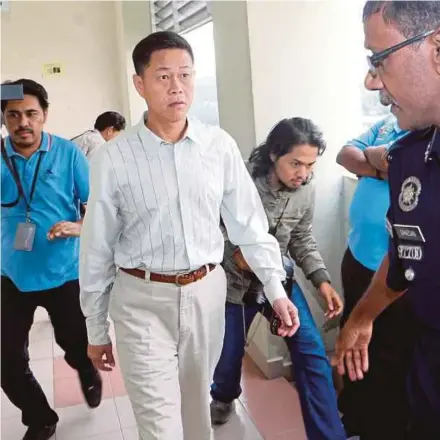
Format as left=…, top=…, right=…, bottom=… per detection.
left=175, top=272, right=191, bottom=286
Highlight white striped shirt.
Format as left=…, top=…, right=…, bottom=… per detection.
left=80, top=115, right=286, bottom=345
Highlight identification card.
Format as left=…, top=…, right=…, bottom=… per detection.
left=14, top=222, right=36, bottom=251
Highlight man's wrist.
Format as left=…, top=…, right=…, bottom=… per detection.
left=350, top=296, right=377, bottom=325
left=264, top=277, right=288, bottom=306
left=309, top=269, right=331, bottom=289
left=86, top=320, right=111, bottom=346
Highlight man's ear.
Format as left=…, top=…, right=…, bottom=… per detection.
left=43, top=110, right=48, bottom=125
left=133, top=74, right=145, bottom=98
left=431, top=29, right=440, bottom=75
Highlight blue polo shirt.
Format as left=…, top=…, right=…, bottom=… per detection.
left=1, top=132, right=89, bottom=292
left=347, top=116, right=408, bottom=271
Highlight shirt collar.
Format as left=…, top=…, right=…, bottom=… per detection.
left=4, top=132, right=50, bottom=157
left=137, top=112, right=202, bottom=146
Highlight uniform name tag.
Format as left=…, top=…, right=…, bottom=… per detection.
left=397, top=245, right=423, bottom=261
left=14, top=222, right=36, bottom=251
left=393, top=224, right=425, bottom=243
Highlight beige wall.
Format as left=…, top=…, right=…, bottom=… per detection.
left=117, top=0, right=153, bottom=125
left=211, top=0, right=256, bottom=157
left=1, top=1, right=124, bottom=138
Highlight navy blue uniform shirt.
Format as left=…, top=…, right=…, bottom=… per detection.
left=386, top=126, right=440, bottom=330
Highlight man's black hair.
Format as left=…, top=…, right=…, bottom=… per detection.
left=94, top=111, right=126, bottom=132
left=363, top=1, right=440, bottom=38
left=249, top=118, right=326, bottom=179
left=1, top=79, right=49, bottom=113
left=132, top=31, right=194, bottom=75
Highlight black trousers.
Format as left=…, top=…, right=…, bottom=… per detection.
left=338, top=248, right=416, bottom=440
left=1, top=277, right=94, bottom=427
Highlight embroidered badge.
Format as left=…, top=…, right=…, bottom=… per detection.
left=398, top=177, right=422, bottom=212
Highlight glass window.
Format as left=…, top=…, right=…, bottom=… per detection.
left=183, top=21, right=219, bottom=126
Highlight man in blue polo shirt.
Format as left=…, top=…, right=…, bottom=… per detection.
left=336, top=114, right=416, bottom=439
left=1, top=79, right=102, bottom=440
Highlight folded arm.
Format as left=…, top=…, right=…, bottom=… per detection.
left=336, top=120, right=387, bottom=178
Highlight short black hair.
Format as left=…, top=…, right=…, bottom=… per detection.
left=132, top=31, right=194, bottom=75
left=249, top=118, right=326, bottom=179
left=94, top=111, right=126, bottom=132
left=363, top=1, right=440, bottom=38
left=1, top=78, right=49, bottom=113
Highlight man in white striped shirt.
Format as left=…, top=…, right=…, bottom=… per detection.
left=79, top=31, right=299, bottom=440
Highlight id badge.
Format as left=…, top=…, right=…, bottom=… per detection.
left=14, top=222, right=36, bottom=251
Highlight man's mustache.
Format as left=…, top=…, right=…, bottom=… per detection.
left=379, top=91, right=396, bottom=107
left=15, top=127, right=33, bottom=135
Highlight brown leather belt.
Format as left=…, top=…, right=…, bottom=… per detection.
left=120, top=264, right=216, bottom=286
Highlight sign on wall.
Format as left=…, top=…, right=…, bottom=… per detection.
left=42, top=63, right=64, bottom=78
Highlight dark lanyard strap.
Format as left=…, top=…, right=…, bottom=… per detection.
left=11, top=152, right=44, bottom=218
left=1, top=139, right=20, bottom=207
left=1, top=135, right=50, bottom=215
left=269, top=197, right=290, bottom=236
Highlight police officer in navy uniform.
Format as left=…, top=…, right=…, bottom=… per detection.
left=333, top=2, right=440, bottom=438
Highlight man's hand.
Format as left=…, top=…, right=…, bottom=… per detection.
left=319, top=282, right=343, bottom=319
left=331, top=319, right=373, bottom=382
left=272, top=297, right=300, bottom=337
left=364, top=146, right=388, bottom=173
left=47, top=221, right=82, bottom=240
left=88, top=343, right=115, bottom=372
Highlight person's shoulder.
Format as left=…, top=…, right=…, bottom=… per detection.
left=110, top=126, right=135, bottom=144
left=50, top=134, right=84, bottom=156
left=189, top=117, right=236, bottom=149
left=88, top=126, right=138, bottom=169
left=370, top=116, right=399, bottom=142
left=104, top=126, right=138, bottom=153
left=388, top=127, right=434, bottom=155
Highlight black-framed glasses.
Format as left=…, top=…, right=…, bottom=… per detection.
left=367, top=29, right=435, bottom=75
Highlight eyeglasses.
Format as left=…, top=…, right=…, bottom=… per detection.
left=367, top=29, right=435, bottom=76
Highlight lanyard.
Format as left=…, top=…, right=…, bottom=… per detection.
left=1, top=135, right=51, bottom=219
left=269, top=197, right=290, bottom=236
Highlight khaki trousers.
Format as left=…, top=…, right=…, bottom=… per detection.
left=109, top=266, right=227, bottom=440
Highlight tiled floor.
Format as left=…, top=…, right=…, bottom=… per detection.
left=1, top=307, right=306, bottom=440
